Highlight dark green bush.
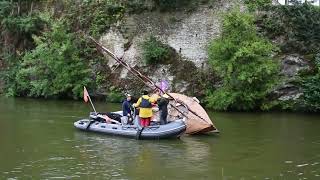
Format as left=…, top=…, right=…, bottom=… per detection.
left=0, top=1, right=48, bottom=96
left=107, top=86, right=123, bottom=103
left=0, top=1, right=46, bottom=52
left=243, top=0, right=272, bottom=11
left=0, top=52, right=20, bottom=97
left=65, top=0, right=124, bottom=37
left=206, top=9, right=279, bottom=111
left=260, top=3, right=320, bottom=54
left=12, top=20, right=91, bottom=99
left=142, top=36, right=171, bottom=65
left=300, top=54, right=320, bottom=112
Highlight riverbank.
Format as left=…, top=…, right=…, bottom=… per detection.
left=0, top=0, right=319, bottom=112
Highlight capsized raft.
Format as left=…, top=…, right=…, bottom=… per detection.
left=74, top=112, right=186, bottom=140
left=167, top=93, right=218, bottom=134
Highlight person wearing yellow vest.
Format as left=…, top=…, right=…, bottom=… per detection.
left=134, top=90, right=157, bottom=127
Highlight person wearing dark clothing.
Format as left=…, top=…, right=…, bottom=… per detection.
left=157, top=94, right=170, bottom=125
left=122, top=94, right=132, bottom=124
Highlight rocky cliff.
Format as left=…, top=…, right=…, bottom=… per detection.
left=97, top=0, right=236, bottom=96
left=97, top=0, right=309, bottom=105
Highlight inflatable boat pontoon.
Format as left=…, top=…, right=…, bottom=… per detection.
left=74, top=111, right=186, bottom=140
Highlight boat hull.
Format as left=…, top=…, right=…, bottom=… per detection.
left=74, top=118, right=186, bottom=140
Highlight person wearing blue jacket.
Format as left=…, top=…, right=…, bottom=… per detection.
left=122, top=94, right=132, bottom=124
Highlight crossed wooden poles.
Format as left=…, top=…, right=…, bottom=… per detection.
left=87, top=35, right=211, bottom=125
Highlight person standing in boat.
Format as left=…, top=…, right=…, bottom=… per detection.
left=157, top=93, right=170, bottom=125
left=122, top=94, right=132, bottom=125
left=134, top=90, right=156, bottom=127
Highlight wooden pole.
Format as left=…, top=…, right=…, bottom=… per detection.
left=84, top=86, right=97, bottom=114
left=87, top=35, right=211, bottom=124
left=88, top=94, right=97, bottom=114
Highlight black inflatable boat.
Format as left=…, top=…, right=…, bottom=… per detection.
left=74, top=111, right=186, bottom=140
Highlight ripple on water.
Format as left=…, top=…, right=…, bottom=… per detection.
left=48, top=157, right=75, bottom=161
left=46, top=175, right=81, bottom=179
left=297, top=163, right=309, bottom=167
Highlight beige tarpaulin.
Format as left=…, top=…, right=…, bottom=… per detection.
left=167, top=93, right=218, bottom=134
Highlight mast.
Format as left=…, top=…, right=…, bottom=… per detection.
left=87, top=35, right=211, bottom=124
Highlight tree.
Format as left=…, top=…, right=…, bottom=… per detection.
left=206, top=9, right=279, bottom=111
left=13, top=20, right=91, bottom=99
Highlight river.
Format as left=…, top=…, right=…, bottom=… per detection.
left=0, top=97, right=319, bottom=179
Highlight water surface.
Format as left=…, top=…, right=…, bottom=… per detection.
left=0, top=97, right=319, bottom=179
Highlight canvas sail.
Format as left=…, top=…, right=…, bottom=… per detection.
left=167, top=93, right=218, bottom=134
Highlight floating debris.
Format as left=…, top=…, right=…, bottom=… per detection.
left=298, top=172, right=304, bottom=176
left=311, top=162, right=319, bottom=166
left=285, top=161, right=293, bottom=164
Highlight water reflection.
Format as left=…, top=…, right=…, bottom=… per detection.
left=71, top=132, right=214, bottom=179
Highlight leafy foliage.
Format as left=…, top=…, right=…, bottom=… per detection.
left=243, top=0, right=272, bottom=11
left=206, top=9, right=279, bottom=111
left=142, top=36, right=171, bottom=65
left=12, top=20, right=91, bottom=99
left=0, top=52, right=20, bottom=97
left=1, top=0, right=118, bottom=99
left=65, top=0, right=124, bottom=37
left=260, top=2, right=320, bottom=54
left=106, top=86, right=123, bottom=103
left=0, top=1, right=46, bottom=59
left=300, top=54, right=320, bottom=112
left=0, top=1, right=47, bottom=95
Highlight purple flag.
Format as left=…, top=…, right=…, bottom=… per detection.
left=160, top=80, right=169, bottom=93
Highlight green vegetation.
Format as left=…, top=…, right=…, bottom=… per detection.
left=1, top=0, right=319, bottom=112
left=142, top=36, right=171, bottom=65
left=0, top=1, right=48, bottom=97
left=13, top=20, right=91, bottom=99
left=243, top=0, right=272, bottom=11
left=256, top=2, right=320, bottom=112
left=301, top=54, right=320, bottom=112
left=260, top=2, right=320, bottom=54
left=106, top=86, right=123, bottom=103
left=206, top=9, right=279, bottom=111
left=0, top=0, right=118, bottom=99
left=65, top=1, right=125, bottom=38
